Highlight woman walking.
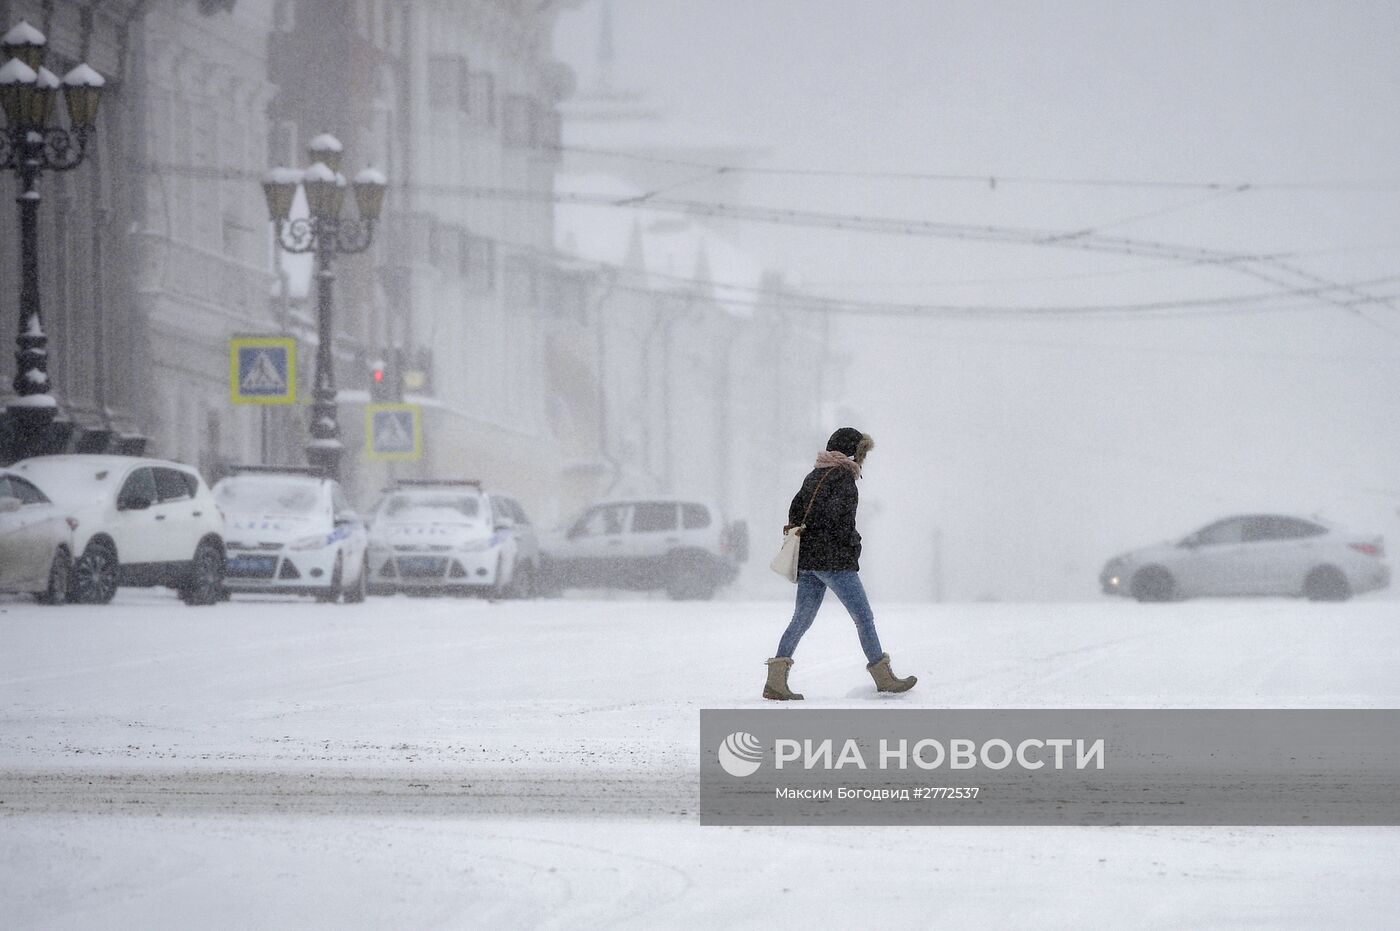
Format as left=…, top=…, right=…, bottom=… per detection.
left=763, top=427, right=917, bottom=700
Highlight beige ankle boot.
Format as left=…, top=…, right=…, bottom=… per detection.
left=867, top=653, right=917, bottom=693
left=763, top=657, right=804, bottom=700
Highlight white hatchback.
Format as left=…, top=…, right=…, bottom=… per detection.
left=12, top=455, right=227, bottom=605
left=1101, top=513, right=1390, bottom=602
left=213, top=469, right=370, bottom=603
left=0, top=468, right=76, bottom=603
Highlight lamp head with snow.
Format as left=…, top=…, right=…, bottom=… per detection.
left=301, top=162, right=346, bottom=219
left=353, top=168, right=387, bottom=221
left=60, top=63, right=104, bottom=129
left=0, top=22, right=102, bottom=132
left=1, top=20, right=45, bottom=71
left=306, top=132, right=344, bottom=174
left=261, top=167, right=301, bottom=221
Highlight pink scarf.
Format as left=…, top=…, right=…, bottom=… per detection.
left=815, top=449, right=861, bottom=479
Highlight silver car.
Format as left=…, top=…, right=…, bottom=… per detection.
left=0, top=468, right=75, bottom=604
left=1101, top=514, right=1389, bottom=602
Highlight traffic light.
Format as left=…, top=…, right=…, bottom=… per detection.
left=369, top=357, right=392, bottom=402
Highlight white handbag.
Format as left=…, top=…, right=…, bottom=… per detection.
left=769, top=526, right=803, bottom=582
left=769, top=469, right=836, bottom=583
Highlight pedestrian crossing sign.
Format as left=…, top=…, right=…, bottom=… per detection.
left=230, top=337, right=296, bottom=405
left=366, top=403, right=422, bottom=461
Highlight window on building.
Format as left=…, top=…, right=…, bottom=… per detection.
left=536, top=109, right=562, bottom=150
left=464, top=236, right=496, bottom=292
left=469, top=72, right=496, bottom=125
left=428, top=55, right=464, bottom=109
left=502, top=95, right=534, bottom=146
left=504, top=255, right=536, bottom=308
left=457, top=59, right=472, bottom=116
left=429, top=221, right=464, bottom=272
left=273, top=0, right=295, bottom=31
left=268, top=121, right=297, bottom=170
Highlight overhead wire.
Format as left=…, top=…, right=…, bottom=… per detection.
left=135, top=160, right=1400, bottom=330
left=554, top=145, right=1400, bottom=193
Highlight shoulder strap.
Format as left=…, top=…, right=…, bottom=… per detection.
left=798, top=468, right=837, bottom=526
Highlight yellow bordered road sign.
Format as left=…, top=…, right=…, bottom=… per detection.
left=366, top=403, right=422, bottom=461
left=230, top=336, right=296, bottom=405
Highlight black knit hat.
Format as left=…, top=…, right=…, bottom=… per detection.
left=826, top=427, right=864, bottom=458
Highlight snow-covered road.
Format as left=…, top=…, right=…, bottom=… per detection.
left=3, top=591, right=1398, bottom=928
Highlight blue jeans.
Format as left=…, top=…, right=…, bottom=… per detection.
left=776, top=570, right=884, bottom=665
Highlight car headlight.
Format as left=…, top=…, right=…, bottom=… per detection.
left=290, top=534, right=330, bottom=551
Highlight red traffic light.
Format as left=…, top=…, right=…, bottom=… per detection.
left=372, top=368, right=384, bottom=383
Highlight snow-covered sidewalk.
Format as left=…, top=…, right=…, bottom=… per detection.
left=2, top=592, right=1398, bottom=928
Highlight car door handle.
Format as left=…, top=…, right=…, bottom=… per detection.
left=154, top=514, right=166, bottom=521
left=192, top=510, right=203, bottom=517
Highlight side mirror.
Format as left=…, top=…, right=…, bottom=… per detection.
left=494, top=516, right=515, bottom=531
left=0, top=497, right=21, bottom=513
left=335, top=513, right=359, bottom=526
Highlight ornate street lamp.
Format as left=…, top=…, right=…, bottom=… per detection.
left=0, top=21, right=104, bottom=461
left=263, top=133, right=386, bottom=481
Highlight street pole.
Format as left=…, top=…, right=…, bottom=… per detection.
left=261, top=136, right=386, bottom=484
left=0, top=22, right=104, bottom=462
left=8, top=131, right=54, bottom=452
left=306, top=235, right=341, bottom=479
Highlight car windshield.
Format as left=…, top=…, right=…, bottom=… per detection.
left=11, top=458, right=121, bottom=506
left=214, top=477, right=323, bottom=516
left=379, top=493, right=482, bottom=524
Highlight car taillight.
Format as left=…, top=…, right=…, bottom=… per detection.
left=65, top=517, right=79, bottom=531
left=1350, top=542, right=1381, bottom=557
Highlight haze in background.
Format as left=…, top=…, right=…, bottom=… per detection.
left=554, top=1, right=1400, bottom=600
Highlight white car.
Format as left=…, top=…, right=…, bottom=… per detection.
left=212, top=468, right=369, bottom=603
left=366, top=481, right=540, bottom=597
left=540, top=498, right=747, bottom=600
left=1101, top=513, right=1390, bottom=602
left=0, top=468, right=76, bottom=604
left=11, top=455, right=226, bottom=605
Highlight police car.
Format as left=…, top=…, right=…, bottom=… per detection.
left=213, top=467, right=369, bottom=603
left=366, top=480, right=540, bottom=598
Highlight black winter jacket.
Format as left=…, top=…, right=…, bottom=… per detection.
left=789, top=466, right=861, bottom=571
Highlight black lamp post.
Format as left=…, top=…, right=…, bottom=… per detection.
left=262, top=133, right=386, bottom=481
left=0, top=21, right=104, bottom=462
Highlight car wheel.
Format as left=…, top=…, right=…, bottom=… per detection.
left=72, top=541, right=119, bottom=605
left=1131, top=566, right=1175, bottom=603
left=505, top=560, right=536, bottom=600
left=534, top=558, right=564, bottom=598
left=665, top=554, right=718, bottom=601
left=34, top=546, right=71, bottom=605
left=179, top=541, right=225, bottom=606
left=1304, top=565, right=1351, bottom=602
left=316, top=554, right=344, bottom=604
left=342, top=556, right=368, bottom=604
